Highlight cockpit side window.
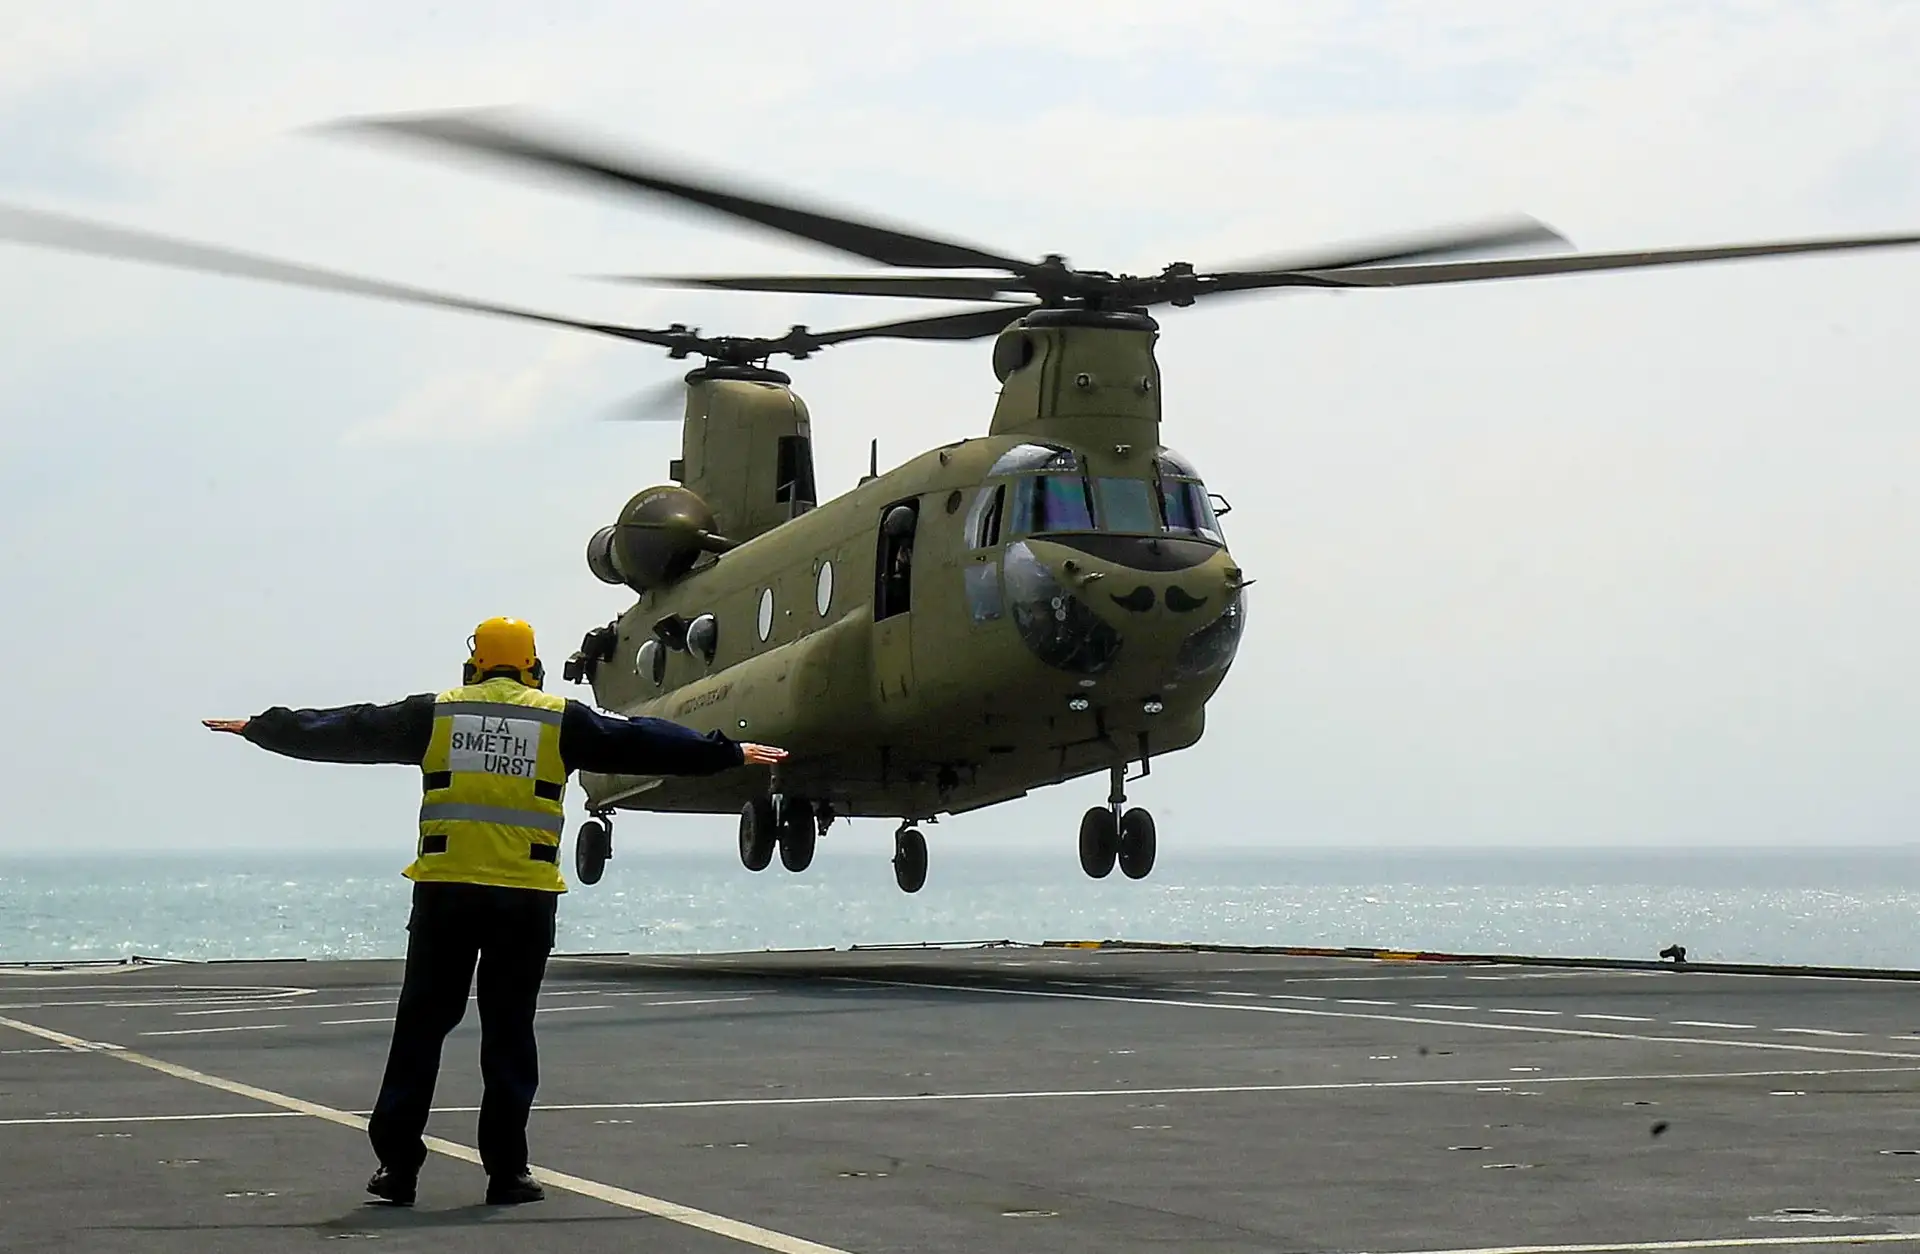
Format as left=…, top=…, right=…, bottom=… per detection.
left=1159, top=477, right=1222, bottom=542
left=965, top=483, right=1006, bottom=549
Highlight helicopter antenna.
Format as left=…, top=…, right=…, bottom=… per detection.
left=860, top=438, right=878, bottom=485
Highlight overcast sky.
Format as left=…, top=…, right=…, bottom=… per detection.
left=1, top=1, right=1916, bottom=860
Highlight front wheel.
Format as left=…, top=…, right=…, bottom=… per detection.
left=1078, top=807, right=1117, bottom=878
left=1117, top=808, right=1156, bottom=879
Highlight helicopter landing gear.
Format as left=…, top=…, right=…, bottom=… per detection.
left=1118, top=807, right=1156, bottom=879
left=893, top=822, right=928, bottom=894
left=777, top=797, right=816, bottom=872
left=575, top=813, right=613, bottom=886
left=743, top=794, right=826, bottom=873
left=739, top=798, right=776, bottom=871
left=1080, top=763, right=1156, bottom=880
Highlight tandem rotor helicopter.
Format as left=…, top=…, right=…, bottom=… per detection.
left=6, top=109, right=1919, bottom=894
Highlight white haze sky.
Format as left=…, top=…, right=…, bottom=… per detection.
left=1, top=1, right=1916, bottom=859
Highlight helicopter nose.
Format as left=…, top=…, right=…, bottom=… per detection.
left=1058, top=554, right=1241, bottom=625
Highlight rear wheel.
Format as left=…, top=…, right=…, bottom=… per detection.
left=574, top=818, right=611, bottom=886
left=893, top=828, right=928, bottom=893
left=1078, top=807, right=1117, bottom=878
left=739, top=798, right=776, bottom=871
left=778, top=803, right=816, bottom=872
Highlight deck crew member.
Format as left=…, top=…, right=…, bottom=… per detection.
left=204, top=616, right=786, bottom=1208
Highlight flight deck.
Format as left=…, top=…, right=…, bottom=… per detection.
left=7, top=944, right=1920, bottom=1253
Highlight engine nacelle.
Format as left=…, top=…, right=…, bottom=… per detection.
left=586, top=485, right=720, bottom=593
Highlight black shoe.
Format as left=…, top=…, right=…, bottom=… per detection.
left=485, top=1172, right=545, bottom=1205
left=366, top=1165, right=416, bottom=1207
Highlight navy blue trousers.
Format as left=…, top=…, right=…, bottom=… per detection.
left=366, top=880, right=557, bottom=1179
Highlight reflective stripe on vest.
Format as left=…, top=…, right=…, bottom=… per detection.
left=408, top=678, right=570, bottom=893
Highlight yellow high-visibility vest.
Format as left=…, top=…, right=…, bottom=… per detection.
left=409, top=678, right=569, bottom=892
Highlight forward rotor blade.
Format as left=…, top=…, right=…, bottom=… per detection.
left=1227, top=231, right=1920, bottom=294
left=1203, top=215, right=1569, bottom=277
left=328, top=108, right=1036, bottom=273
left=807, top=302, right=1039, bottom=348
left=0, top=202, right=691, bottom=349
left=599, top=273, right=1019, bottom=301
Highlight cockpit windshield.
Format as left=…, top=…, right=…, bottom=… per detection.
left=975, top=443, right=1224, bottom=545
left=1008, top=475, right=1095, bottom=534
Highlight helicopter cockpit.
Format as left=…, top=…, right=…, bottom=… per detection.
left=965, top=442, right=1226, bottom=549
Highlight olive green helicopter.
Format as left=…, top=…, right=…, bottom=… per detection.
left=6, top=109, right=1919, bottom=894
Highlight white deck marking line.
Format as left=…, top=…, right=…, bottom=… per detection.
left=606, top=990, right=759, bottom=1000
left=139, top=1023, right=288, bottom=1038
left=833, top=979, right=1920, bottom=1062
left=0, top=991, right=313, bottom=1011
left=536, top=1004, right=613, bottom=1015
left=1338, top=999, right=1397, bottom=1006
left=401, top=1064, right=1920, bottom=1115
left=1488, top=1008, right=1561, bottom=1016
left=178, top=999, right=393, bottom=1017
left=1367, top=1233, right=1920, bottom=1254
left=1416, top=1004, right=1479, bottom=1012
left=1775, top=1028, right=1864, bottom=1037
left=1, top=1110, right=302, bottom=1126
left=1673, top=1021, right=1757, bottom=1030
left=1284, top=975, right=1451, bottom=983
left=1270, top=994, right=1327, bottom=1001
left=320, top=1017, right=391, bottom=1026
left=0, top=1012, right=853, bottom=1254
left=1578, top=1014, right=1653, bottom=1022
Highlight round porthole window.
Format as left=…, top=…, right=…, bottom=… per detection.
left=635, top=638, right=664, bottom=686
left=757, top=587, right=774, bottom=642
left=687, top=613, right=718, bottom=665
left=816, top=560, right=834, bottom=616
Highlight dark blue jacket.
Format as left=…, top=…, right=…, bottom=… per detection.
left=242, top=691, right=744, bottom=777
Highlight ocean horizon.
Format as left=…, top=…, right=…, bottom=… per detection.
left=5, top=844, right=1919, bottom=970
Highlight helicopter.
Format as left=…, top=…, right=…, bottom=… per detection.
left=5, top=108, right=1919, bottom=895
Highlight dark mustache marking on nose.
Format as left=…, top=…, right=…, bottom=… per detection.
left=1110, top=586, right=1156, bottom=612
left=1165, top=586, right=1209, bottom=613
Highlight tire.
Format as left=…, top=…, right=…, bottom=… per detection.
left=1118, top=807, right=1156, bottom=880
left=575, top=819, right=610, bottom=886
left=778, top=804, right=816, bottom=872
left=1078, top=807, right=1118, bottom=878
left=739, top=798, right=776, bottom=871
left=893, top=828, right=928, bottom=893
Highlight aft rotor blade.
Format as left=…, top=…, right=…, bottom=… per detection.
left=599, top=273, right=1019, bottom=301
left=603, top=376, right=688, bottom=422
left=1203, top=215, right=1569, bottom=277
left=1218, top=231, right=1920, bottom=294
left=329, top=108, right=1036, bottom=273
left=0, top=202, right=693, bottom=349
left=808, top=302, right=1038, bottom=347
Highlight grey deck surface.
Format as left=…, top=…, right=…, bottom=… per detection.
left=7, top=945, right=1920, bottom=1253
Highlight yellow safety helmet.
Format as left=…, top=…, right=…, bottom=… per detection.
left=464, top=616, right=543, bottom=688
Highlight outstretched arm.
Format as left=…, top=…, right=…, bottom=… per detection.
left=204, top=694, right=436, bottom=765
left=560, top=701, right=786, bottom=777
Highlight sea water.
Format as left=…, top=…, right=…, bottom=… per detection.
left=4, top=845, right=1917, bottom=969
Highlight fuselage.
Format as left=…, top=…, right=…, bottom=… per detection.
left=578, top=428, right=1245, bottom=820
